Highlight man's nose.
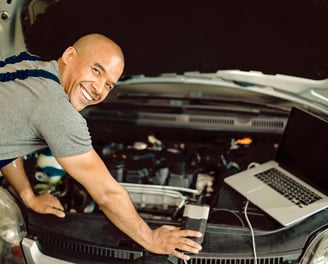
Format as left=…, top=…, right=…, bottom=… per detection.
left=93, top=78, right=106, bottom=94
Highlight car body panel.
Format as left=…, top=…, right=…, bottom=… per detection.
left=22, top=207, right=328, bottom=263
left=0, top=0, right=27, bottom=59
left=2, top=0, right=328, bottom=263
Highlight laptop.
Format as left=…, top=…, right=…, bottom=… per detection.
left=224, top=107, right=328, bottom=226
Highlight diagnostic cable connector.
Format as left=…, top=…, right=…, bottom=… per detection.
left=183, top=204, right=210, bottom=244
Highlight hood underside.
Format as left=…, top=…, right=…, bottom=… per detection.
left=22, top=0, right=328, bottom=80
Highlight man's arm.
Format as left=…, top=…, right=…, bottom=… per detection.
left=56, top=149, right=202, bottom=261
left=1, top=157, right=65, bottom=217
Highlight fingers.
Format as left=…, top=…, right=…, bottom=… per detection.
left=161, top=225, right=202, bottom=238
left=33, top=193, right=66, bottom=218
left=44, top=194, right=66, bottom=218
left=41, top=193, right=64, bottom=209
left=45, top=206, right=66, bottom=218
left=178, top=229, right=203, bottom=239
left=170, top=229, right=202, bottom=260
left=150, top=225, right=203, bottom=261
left=173, top=237, right=202, bottom=255
left=172, top=249, right=191, bottom=261
left=161, top=225, right=180, bottom=231
left=169, top=237, right=202, bottom=261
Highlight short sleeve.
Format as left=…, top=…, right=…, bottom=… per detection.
left=31, top=96, right=92, bottom=157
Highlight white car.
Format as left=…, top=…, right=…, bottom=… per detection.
left=1, top=0, right=328, bottom=263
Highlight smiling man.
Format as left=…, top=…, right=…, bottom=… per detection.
left=59, top=34, right=123, bottom=110
left=0, top=33, right=202, bottom=261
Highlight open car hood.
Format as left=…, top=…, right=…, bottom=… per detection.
left=117, top=70, right=328, bottom=113
left=2, top=0, right=328, bottom=109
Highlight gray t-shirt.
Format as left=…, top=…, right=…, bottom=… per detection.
left=0, top=56, right=92, bottom=159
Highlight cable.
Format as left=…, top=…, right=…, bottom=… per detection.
left=210, top=208, right=245, bottom=227
left=247, top=162, right=260, bottom=170
left=244, top=200, right=258, bottom=264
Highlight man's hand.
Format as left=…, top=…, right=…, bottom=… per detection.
left=23, top=191, right=65, bottom=218
left=1, top=157, right=65, bottom=218
left=148, top=225, right=203, bottom=261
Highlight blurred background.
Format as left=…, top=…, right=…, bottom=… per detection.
left=25, top=0, right=328, bottom=79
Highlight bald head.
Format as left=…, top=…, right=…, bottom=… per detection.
left=73, top=33, right=124, bottom=62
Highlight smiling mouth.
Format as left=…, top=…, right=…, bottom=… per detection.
left=81, top=87, right=94, bottom=101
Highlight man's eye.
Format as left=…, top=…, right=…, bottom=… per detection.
left=106, top=83, right=114, bottom=91
left=93, top=67, right=100, bottom=75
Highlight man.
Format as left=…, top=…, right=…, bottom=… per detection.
left=0, top=33, right=202, bottom=261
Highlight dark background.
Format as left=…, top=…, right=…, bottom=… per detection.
left=25, top=0, right=328, bottom=79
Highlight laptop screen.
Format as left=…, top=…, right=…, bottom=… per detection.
left=276, top=107, right=328, bottom=194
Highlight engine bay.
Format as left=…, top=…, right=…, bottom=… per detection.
left=24, top=121, right=283, bottom=230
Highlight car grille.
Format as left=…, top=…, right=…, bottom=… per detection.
left=37, top=234, right=143, bottom=261
left=179, top=257, right=284, bottom=264
left=36, top=233, right=287, bottom=263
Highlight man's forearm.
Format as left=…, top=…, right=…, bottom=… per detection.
left=97, top=183, right=154, bottom=250
left=1, top=157, right=35, bottom=205
left=57, top=150, right=155, bottom=249
left=56, top=150, right=202, bottom=259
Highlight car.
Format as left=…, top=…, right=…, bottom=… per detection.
left=1, top=0, right=328, bottom=263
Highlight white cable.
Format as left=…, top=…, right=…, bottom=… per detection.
left=247, top=162, right=260, bottom=170
left=244, top=200, right=258, bottom=264
left=183, top=164, right=258, bottom=264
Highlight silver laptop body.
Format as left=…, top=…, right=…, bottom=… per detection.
left=224, top=107, right=328, bottom=226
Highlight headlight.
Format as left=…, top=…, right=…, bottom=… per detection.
left=300, top=228, right=328, bottom=264
left=0, top=186, right=26, bottom=264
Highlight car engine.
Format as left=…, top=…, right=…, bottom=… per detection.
left=25, top=124, right=282, bottom=230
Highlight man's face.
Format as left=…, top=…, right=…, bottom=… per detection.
left=60, top=44, right=124, bottom=111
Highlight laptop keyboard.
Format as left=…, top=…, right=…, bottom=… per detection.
left=255, top=168, right=322, bottom=208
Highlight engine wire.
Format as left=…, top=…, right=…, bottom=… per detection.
left=244, top=200, right=258, bottom=264
left=210, top=208, right=245, bottom=227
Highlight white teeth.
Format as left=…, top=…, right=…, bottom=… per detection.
left=82, top=88, right=93, bottom=101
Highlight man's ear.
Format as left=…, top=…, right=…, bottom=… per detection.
left=61, top=46, right=76, bottom=65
